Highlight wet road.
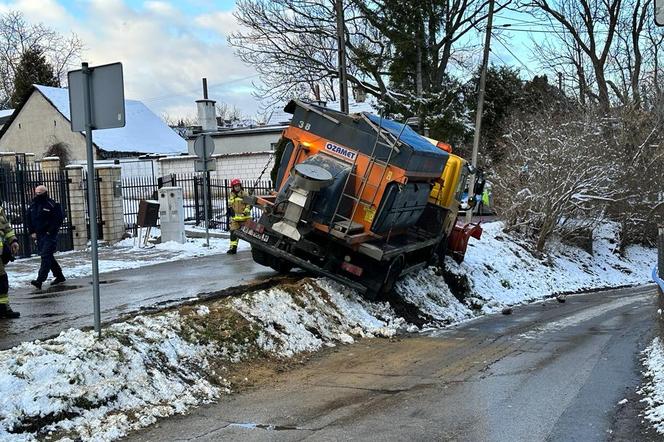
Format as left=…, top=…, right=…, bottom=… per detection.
left=129, top=284, right=659, bottom=442
left=0, top=250, right=275, bottom=350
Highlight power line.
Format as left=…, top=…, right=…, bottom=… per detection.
left=492, top=32, right=537, bottom=76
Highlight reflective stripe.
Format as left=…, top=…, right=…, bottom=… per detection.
left=230, top=240, right=238, bottom=247
left=0, top=294, right=8, bottom=304
left=232, top=215, right=251, bottom=222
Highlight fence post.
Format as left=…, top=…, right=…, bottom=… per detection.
left=193, top=176, right=200, bottom=225
left=206, top=171, right=212, bottom=224
left=224, top=178, right=230, bottom=231
left=66, top=165, right=88, bottom=251
left=659, top=226, right=664, bottom=279
left=41, top=156, right=61, bottom=173
left=96, top=165, right=124, bottom=244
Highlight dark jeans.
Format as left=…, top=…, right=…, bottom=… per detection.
left=37, top=234, right=63, bottom=283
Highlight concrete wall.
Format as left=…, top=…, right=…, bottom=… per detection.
left=158, top=151, right=274, bottom=182
left=186, top=130, right=282, bottom=155
left=0, top=91, right=91, bottom=161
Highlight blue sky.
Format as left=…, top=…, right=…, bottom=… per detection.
left=0, top=0, right=542, bottom=121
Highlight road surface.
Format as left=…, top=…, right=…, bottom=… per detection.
left=0, top=250, right=275, bottom=350
left=129, top=284, right=660, bottom=442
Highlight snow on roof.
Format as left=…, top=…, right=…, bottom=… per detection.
left=0, top=109, right=14, bottom=118
left=34, top=85, right=186, bottom=155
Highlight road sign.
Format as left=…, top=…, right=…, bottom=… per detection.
left=194, top=134, right=215, bottom=159
left=195, top=159, right=216, bottom=172
left=68, top=61, right=126, bottom=338
left=68, top=62, right=125, bottom=132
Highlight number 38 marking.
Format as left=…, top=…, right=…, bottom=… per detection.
left=298, top=120, right=311, bottom=130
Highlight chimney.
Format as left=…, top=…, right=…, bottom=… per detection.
left=196, top=77, right=217, bottom=132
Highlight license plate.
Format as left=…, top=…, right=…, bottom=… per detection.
left=241, top=225, right=269, bottom=242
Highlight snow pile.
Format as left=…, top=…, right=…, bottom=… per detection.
left=0, top=279, right=409, bottom=440
left=232, top=279, right=407, bottom=357
left=0, top=312, right=239, bottom=441
left=640, top=337, right=664, bottom=434
left=442, top=222, right=654, bottom=314
left=395, top=267, right=473, bottom=324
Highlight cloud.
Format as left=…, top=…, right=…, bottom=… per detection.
left=0, top=0, right=261, bottom=117
left=194, top=10, right=243, bottom=37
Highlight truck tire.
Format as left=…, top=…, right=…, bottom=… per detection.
left=251, top=247, right=271, bottom=266
left=269, top=257, right=293, bottom=274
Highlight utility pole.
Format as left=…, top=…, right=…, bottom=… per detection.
left=466, top=0, right=494, bottom=224
left=336, top=0, right=349, bottom=113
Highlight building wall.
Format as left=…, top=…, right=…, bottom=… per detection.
left=0, top=92, right=91, bottom=160
left=186, top=131, right=281, bottom=155
left=158, top=151, right=274, bottom=182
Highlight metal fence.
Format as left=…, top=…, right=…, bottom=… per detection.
left=122, top=174, right=273, bottom=231
left=0, top=162, right=74, bottom=257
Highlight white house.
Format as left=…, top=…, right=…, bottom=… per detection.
left=0, top=85, right=186, bottom=162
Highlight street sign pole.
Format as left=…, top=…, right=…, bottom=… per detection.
left=82, top=62, right=102, bottom=338
left=203, top=167, right=210, bottom=248
left=194, top=135, right=215, bottom=247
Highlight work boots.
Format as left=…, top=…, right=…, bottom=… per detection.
left=226, top=246, right=237, bottom=255
left=0, top=304, right=20, bottom=319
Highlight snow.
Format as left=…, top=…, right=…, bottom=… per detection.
left=0, top=220, right=656, bottom=440
left=0, top=109, right=14, bottom=118
left=34, top=85, right=186, bottom=155
left=443, top=222, right=654, bottom=314
left=640, top=338, right=664, bottom=434
left=0, top=312, right=231, bottom=441
left=8, top=232, right=249, bottom=289
left=231, top=278, right=406, bottom=357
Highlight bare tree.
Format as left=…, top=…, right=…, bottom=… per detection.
left=494, top=108, right=619, bottom=252
left=0, top=11, right=83, bottom=108
left=525, top=0, right=661, bottom=110
left=229, top=0, right=510, bottom=108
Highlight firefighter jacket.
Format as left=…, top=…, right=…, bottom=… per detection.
left=229, top=190, right=251, bottom=222
left=0, top=206, right=16, bottom=249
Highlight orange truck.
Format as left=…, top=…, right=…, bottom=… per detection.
left=237, top=100, right=482, bottom=297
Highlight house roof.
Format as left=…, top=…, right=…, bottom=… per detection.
left=0, top=109, right=13, bottom=126
left=0, top=85, right=186, bottom=155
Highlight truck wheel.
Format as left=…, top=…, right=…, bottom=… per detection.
left=251, top=247, right=271, bottom=266
left=269, top=257, right=293, bottom=274
left=378, top=254, right=405, bottom=296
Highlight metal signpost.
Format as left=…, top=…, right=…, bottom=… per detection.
left=194, top=134, right=215, bottom=247
left=68, top=62, right=125, bottom=338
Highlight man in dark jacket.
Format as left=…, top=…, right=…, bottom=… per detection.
left=26, top=185, right=65, bottom=290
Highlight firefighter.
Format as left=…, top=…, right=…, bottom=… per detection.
left=0, top=205, right=20, bottom=319
left=227, top=178, right=251, bottom=254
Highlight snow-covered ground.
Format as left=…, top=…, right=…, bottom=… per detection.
left=7, top=232, right=248, bottom=289
left=0, top=221, right=657, bottom=441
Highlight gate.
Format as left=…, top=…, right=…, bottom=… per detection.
left=0, top=157, right=74, bottom=257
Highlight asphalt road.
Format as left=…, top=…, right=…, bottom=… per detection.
left=0, top=250, right=275, bottom=350
left=128, top=284, right=660, bottom=442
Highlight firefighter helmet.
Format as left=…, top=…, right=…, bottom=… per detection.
left=231, top=178, right=241, bottom=187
